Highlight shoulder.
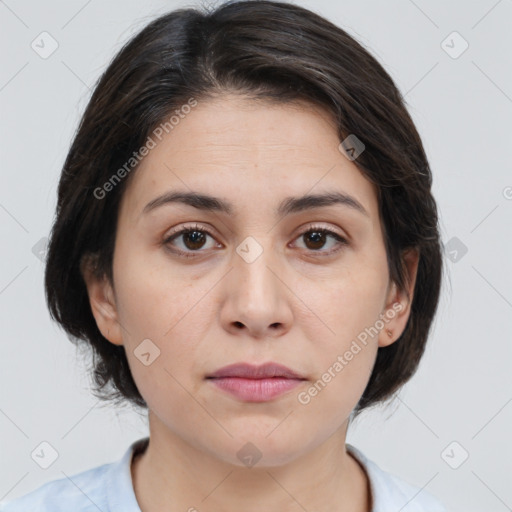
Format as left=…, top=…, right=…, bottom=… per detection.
left=347, top=444, right=448, bottom=512
left=0, top=437, right=147, bottom=512
left=0, top=463, right=111, bottom=512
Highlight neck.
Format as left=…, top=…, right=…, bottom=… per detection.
left=131, top=413, right=371, bottom=512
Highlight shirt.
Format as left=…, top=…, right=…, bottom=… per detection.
left=0, top=437, right=447, bottom=511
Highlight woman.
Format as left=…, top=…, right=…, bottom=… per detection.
left=1, top=1, right=446, bottom=510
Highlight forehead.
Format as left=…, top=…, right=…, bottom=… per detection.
left=119, top=94, right=379, bottom=222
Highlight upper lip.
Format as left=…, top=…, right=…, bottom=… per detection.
left=207, top=362, right=306, bottom=380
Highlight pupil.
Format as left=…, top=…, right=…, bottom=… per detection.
left=185, top=231, right=205, bottom=249
left=306, top=231, right=325, bottom=249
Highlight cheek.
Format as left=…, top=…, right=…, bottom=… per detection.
left=293, top=345, right=376, bottom=447
left=113, top=227, right=388, bottom=408
left=295, top=280, right=381, bottom=425
left=112, top=237, right=206, bottom=337
left=301, top=249, right=389, bottom=345
left=294, top=251, right=387, bottom=404
left=112, top=238, right=225, bottom=375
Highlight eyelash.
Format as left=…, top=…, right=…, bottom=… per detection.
left=162, top=223, right=348, bottom=259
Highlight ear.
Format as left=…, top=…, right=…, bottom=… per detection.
left=378, top=248, right=420, bottom=348
left=80, top=254, right=123, bottom=346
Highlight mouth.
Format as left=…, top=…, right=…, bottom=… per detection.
left=206, top=362, right=306, bottom=380
left=206, top=362, right=307, bottom=402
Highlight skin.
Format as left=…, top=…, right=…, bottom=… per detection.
left=82, top=93, right=419, bottom=512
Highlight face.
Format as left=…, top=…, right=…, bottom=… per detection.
left=83, top=94, right=418, bottom=467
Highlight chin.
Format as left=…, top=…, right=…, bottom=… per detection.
left=211, top=430, right=313, bottom=469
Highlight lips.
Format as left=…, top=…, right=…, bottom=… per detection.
left=206, top=362, right=306, bottom=380
left=206, top=362, right=307, bottom=402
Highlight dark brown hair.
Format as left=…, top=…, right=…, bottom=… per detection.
left=44, top=0, right=443, bottom=415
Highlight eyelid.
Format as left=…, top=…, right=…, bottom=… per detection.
left=164, top=222, right=215, bottom=240
left=163, top=222, right=348, bottom=257
left=293, top=222, right=347, bottom=241
left=163, top=222, right=219, bottom=248
left=290, top=223, right=348, bottom=255
left=164, top=221, right=347, bottom=242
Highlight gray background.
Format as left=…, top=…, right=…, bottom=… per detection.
left=1, top=1, right=511, bottom=510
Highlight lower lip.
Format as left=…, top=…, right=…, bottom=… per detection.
left=208, top=377, right=304, bottom=402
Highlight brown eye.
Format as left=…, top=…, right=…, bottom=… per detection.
left=294, top=227, right=348, bottom=255
left=163, top=223, right=219, bottom=257
left=303, top=230, right=327, bottom=250
left=180, top=230, right=207, bottom=250
left=163, top=223, right=348, bottom=259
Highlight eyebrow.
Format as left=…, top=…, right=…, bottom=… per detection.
left=141, top=190, right=369, bottom=218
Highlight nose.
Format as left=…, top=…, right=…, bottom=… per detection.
left=219, top=239, right=294, bottom=339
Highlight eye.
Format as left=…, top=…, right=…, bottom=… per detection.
left=163, top=223, right=220, bottom=258
left=163, top=223, right=348, bottom=259
left=292, top=225, right=348, bottom=255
